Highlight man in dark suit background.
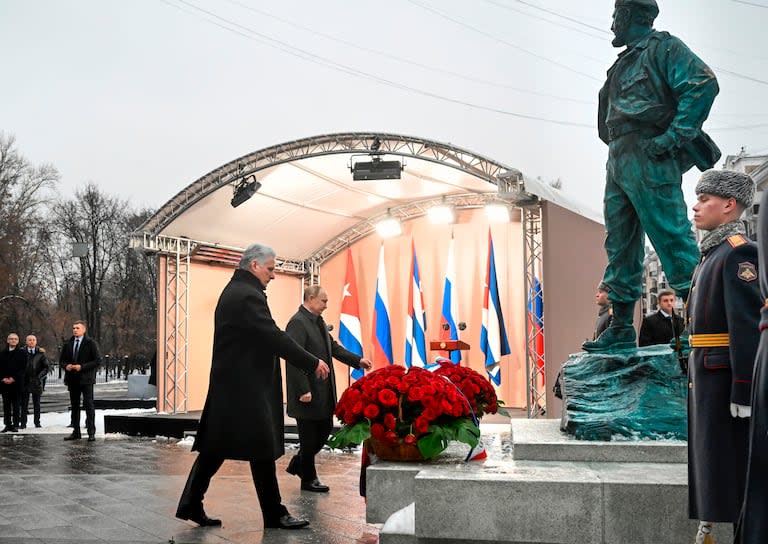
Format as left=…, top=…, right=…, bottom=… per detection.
left=62, top=320, right=102, bottom=441
left=1, top=333, right=26, bottom=433
left=285, top=285, right=372, bottom=492
left=21, top=334, right=49, bottom=429
left=176, top=243, right=331, bottom=530
left=638, top=289, right=684, bottom=347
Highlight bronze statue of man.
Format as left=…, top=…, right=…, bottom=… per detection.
left=583, top=0, right=721, bottom=352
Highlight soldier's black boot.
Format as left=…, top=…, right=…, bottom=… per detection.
left=582, top=302, right=637, bottom=352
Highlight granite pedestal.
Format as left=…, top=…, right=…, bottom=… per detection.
left=372, top=420, right=730, bottom=544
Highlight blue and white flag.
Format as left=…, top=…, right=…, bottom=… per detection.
left=480, top=230, right=510, bottom=385
left=405, top=240, right=427, bottom=368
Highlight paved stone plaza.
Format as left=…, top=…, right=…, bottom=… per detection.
left=0, top=433, right=379, bottom=544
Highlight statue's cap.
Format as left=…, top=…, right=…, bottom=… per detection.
left=695, top=169, right=756, bottom=209
left=615, top=0, right=659, bottom=16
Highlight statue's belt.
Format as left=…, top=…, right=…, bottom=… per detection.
left=689, top=333, right=729, bottom=347
left=607, top=123, right=661, bottom=141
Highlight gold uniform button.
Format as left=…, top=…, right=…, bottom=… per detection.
left=688, top=383, right=693, bottom=389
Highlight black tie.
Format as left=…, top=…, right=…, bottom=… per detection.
left=73, top=339, right=80, bottom=361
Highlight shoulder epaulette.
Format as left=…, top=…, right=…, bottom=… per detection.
left=728, top=235, right=748, bottom=248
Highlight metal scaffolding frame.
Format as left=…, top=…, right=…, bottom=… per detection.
left=133, top=133, right=553, bottom=416
left=161, top=238, right=193, bottom=414
left=523, top=204, right=546, bottom=418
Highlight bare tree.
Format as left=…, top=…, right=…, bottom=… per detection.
left=50, top=183, right=129, bottom=344
left=0, top=132, right=59, bottom=344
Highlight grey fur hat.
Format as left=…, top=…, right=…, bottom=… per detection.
left=695, top=169, right=756, bottom=209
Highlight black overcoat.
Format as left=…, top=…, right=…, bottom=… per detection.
left=61, top=335, right=102, bottom=386
left=736, top=190, right=768, bottom=542
left=0, top=347, right=26, bottom=393
left=638, top=311, right=685, bottom=347
left=285, top=305, right=361, bottom=420
left=192, top=269, right=319, bottom=461
left=687, top=234, right=761, bottom=522
left=23, top=348, right=50, bottom=394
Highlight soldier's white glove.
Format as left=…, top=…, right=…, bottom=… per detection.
left=730, top=403, right=752, bottom=418
left=695, top=521, right=713, bottom=544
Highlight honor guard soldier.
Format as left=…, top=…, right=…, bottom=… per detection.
left=686, top=170, right=761, bottom=543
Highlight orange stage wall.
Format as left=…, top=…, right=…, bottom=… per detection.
left=158, top=207, right=527, bottom=412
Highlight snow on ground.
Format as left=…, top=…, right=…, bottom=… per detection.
left=7, top=408, right=156, bottom=437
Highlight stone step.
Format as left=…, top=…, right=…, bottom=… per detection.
left=366, top=422, right=732, bottom=543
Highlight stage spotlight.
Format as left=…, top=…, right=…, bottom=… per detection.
left=351, top=156, right=403, bottom=181
left=485, top=203, right=510, bottom=223
left=427, top=203, right=455, bottom=224
left=231, top=176, right=261, bottom=208
left=376, top=212, right=402, bottom=238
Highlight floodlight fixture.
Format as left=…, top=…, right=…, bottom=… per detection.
left=485, top=203, right=511, bottom=223
left=428, top=198, right=455, bottom=224
left=351, top=155, right=403, bottom=181
left=376, top=210, right=402, bottom=238
left=231, top=175, right=261, bottom=208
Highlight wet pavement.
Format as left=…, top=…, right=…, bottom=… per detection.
left=0, top=434, right=379, bottom=544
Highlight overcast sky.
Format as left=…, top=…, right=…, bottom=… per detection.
left=1, top=0, right=766, bottom=215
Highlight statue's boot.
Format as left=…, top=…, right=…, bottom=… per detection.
left=582, top=302, right=636, bottom=352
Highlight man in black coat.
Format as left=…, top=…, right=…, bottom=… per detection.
left=686, top=170, right=761, bottom=541
left=62, top=321, right=102, bottom=441
left=285, top=285, right=372, bottom=492
left=21, top=334, right=50, bottom=429
left=0, top=333, right=27, bottom=433
left=176, top=243, right=331, bottom=530
left=638, top=289, right=684, bottom=347
left=735, top=187, right=768, bottom=543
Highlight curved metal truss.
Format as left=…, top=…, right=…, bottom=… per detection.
left=136, top=132, right=514, bottom=237
left=135, top=132, right=546, bottom=417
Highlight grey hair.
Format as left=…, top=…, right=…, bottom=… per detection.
left=239, top=243, right=276, bottom=270
left=303, top=284, right=324, bottom=301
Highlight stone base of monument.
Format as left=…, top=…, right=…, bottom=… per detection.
left=372, top=420, right=730, bottom=544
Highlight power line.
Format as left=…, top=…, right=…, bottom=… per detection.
left=512, top=0, right=611, bottom=35
left=731, top=0, right=768, bottom=7
left=160, top=0, right=594, bottom=128
left=480, top=0, right=607, bottom=42
left=223, top=0, right=594, bottom=105
left=406, top=0, right=602, bottom=82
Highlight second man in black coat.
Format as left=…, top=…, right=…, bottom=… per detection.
left=285, top=285, right=372, bottom=492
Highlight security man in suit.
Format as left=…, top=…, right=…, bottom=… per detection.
left=285, top=285, right=372, bottom=492
left=638, top=289, right=684, bottom=347
left=686, top=170, right=761, bottom=542
left=62, top=320, right=102, bottom=441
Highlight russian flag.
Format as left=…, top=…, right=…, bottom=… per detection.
left=405, top=240, right=427, bottom=368
left=339, top=249, right=365, bottom=380
left=371, top=244, right=393, bottom=367
left=480, top=230, right=510, bottom=386
left=439, top=236, right=462, bottom=364
left=528, top=277, right=545, bottom=387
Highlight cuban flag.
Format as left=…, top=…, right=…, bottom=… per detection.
left=339, top=249, right=365, bottom=380
left=405, top=240, right=427, bottom=368
left=528, top=277, right=545, bottom=387
left=440, top=236, right=462, bottom=364
left=371, top=244, right=393, bottom=367
left=480, top=230, right=510, bottom=386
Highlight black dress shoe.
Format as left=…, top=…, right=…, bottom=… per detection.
left=9, top=427, right=18, bottom=433
left=176, top=506, right=222, bottom=527
left=300, top=479, right=329, bottom=493
left=87, top=435, right=96, bottom=442
left=63, top=433, right=82, bottom=441
left=264, top=514, right=309, bottom=529
left=0, top=427, right=9, bottom=433
left=34, top=423, right=41, bottom=428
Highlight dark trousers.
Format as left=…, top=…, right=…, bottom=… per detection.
left=1, top=388, right=21, bottom=428
left=68, top=383, right=95, bottom=437
left=20, top=391, right=42, bottom=426
left=294, top=417, right=333, bottom=482
left=177, top=453, right=288, bottom=522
